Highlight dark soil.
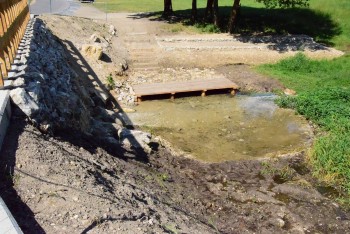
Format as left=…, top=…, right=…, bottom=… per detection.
left=216, top=64, right=285, bottom=93
left=1, top=113, right=350, bottom=233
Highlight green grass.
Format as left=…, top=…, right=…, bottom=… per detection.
left=254, top=1, right=349, bottom=196
left=93, top=0, right=254, bottom=13
left=309, top=0, right=350, bottom=51
left=258, top=54, right=350, bottom=92
left=259, top=54, right=350, bottom=196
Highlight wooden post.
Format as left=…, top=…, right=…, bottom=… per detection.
left=201, top=90, right=206, bottom=97
left=0, top=63, right=3, bottom=86
left=0, top=0, right=30, bottom=86
left=171, top=93, right=175, bottom=100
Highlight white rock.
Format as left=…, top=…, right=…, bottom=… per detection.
left=120, top=129, right=151, bottom=151
left=109, top=25, right=117, bottom=35
left=10, top=88, right=39, bottom=117
left=13, top=78, right=25, bottom=87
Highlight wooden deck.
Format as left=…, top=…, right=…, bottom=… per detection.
left=133, top=78, right=239, bottom=102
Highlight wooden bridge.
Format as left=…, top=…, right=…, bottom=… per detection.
left=133, top=77, right=239, bottom=102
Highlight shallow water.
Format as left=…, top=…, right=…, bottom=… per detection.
left=125, top=94, right=313, bottom=162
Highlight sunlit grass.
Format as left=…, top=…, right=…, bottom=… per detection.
left=260, top=53, right=350, bottom=197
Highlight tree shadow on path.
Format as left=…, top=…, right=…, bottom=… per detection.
left=129, top=6, right=341, bottom=47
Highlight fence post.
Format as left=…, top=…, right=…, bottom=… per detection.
left=0, top=0, right=30, bottom=87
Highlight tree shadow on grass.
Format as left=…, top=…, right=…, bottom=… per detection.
left=129, top=6, right=341, bottom=47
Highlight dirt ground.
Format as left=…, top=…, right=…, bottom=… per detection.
left=1, top=5, right=350, bottom=234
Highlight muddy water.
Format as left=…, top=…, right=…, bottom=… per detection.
left=126, top=94, right=313, bottom=162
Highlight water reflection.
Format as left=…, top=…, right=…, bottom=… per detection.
left=125, top=94, right=313, bottom=162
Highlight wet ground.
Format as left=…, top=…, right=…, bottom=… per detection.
left=126, top=94, right=313, bottom=162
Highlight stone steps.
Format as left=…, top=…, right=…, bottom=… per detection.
left=132, top=67, right=160, bottom=72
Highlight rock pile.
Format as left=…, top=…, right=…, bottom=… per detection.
left=6, top=17, right=151, bottom=152
left=9, top=18, right=91, bottom=133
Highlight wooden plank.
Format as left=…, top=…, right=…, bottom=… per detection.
left=133, top=77, right=239, bottom=98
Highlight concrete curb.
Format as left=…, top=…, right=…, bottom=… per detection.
left=0, top=90, right=11, bottom=152
left=0, top=15, right=36, bottom=234
left=0, top=197, right=23, bottom=234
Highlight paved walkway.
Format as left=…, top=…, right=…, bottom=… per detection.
left=30, top=0, right=80, bottom=15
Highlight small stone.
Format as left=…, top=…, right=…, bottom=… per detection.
left=275, top=218, right=285, bottom=228
left=81, top=219, right=90, bottom=225
left=17, top=163, right=22, bottom=168
left=109, top=25, right=117, bottom=35
left=13, top=78, right=25, bottom=87
left=90, top=33, right=101, bottom=43
left=284, top=88, right=296, bottom=96
left=122, top=107, right=136, bottom=113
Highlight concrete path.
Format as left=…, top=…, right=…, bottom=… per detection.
left=30, top=0, right=81, bottom=15
left=0, top=197, right=22, bottom=234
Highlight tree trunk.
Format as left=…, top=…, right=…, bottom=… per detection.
left=228, top=0, right=241, bottom=33
left=163, top=0, right=173, bottom=17
left=205, top=0, right=214, bottom=20
left=191, top=0, right=197, bottom=22
left=213, top=0, right=219, bottom=27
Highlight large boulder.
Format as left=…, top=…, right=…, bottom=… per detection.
left=81, top=44, right=103, bottom=60
left=10, top=88, right=39, bottom=117
left=91, top=119, right=122, bottom=139
left=119, top=129, right=152, bottom=152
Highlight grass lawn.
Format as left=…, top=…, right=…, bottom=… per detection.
left=93, top=0, right=256, bottom=13
left=257, top=0, right=350, bottom=199
left=259, top=54, right=350, bottom=198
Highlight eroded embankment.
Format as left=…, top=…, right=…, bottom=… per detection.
left=0, top=16, right=349, bottom=234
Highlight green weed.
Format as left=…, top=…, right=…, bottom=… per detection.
left=261, top=162, right=295, bottom=182
left=12, top=174, right=21, bottom=187
left=194, top=23, right=220, bottom=33
left=105, top=74, right=115, bottom=90
left=260, top=161, right=278, bottom=175
left=163, top=223, right=178, bottom=234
